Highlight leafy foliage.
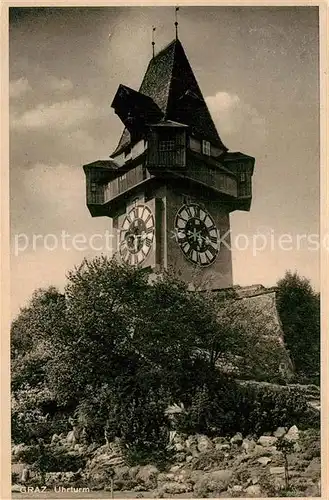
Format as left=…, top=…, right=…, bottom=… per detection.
left=14, top=443, right=86, bottom=472
left=175, top=382, right=315, bottom=437
left=11, top=258, right=319, bottom=460
left=276, top=271, right=320, bottom=384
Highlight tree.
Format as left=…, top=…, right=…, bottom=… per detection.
left=276, top=271, right=320, bottom=384
left=11, top=286, right=69, bottom=443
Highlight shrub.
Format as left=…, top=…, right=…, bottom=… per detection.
left=15, top=443, right=86, bottom=473
left=176, top=380, right=315, bottom=437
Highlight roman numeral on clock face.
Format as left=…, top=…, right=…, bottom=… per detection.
left=119, top=204, right=155, bottom=265
left=175, top=203, right=219, bottom=266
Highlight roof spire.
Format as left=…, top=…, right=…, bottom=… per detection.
left=175, top=7, right=179, bottom=40
left=152, top=26, right=156, bottom=58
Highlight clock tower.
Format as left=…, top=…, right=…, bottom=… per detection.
left=84, top=38, right=255, bottom=289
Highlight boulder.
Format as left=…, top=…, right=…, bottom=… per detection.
left=270, top=466, right=285, bottom=474
left=66, top=430, right=77, bottom=446
left=136, top=464, right=159, bottom=489
left=169, top=464, right=182, bottom=473
left=209, top=470, right=233, bottom=483
left=128, top=466, right=140, bottom=480
left=194, top=472, right=233, bottom=497
left=158, top=481, right=192, bottom=494
left=242, top=438, right=256, bottom=454
left=231, top=485, right=243, bottom=493
left=257, top=456, right=272, bottom=465
left=113, top=465, right=130, bottom=481
left=212, top=437, right=227, bottom=445
left=285, top=425, right=299, bottom=442
left=174, top=452, right=186, bottom=462
left=216, top=443, right=230, bottom=451
left=304, top=457, right=321, bottom=478
left=273, top=426, right=286, bottom=438
left=172, top=433, right=186, bottom=452
left=12, top=443, right=27, bottom=458
left=197, top=434, right=214, bottom=453
left=230, top=432, right=243, bottom=446
left=186, top=435, right=198, bottom=449
left=245, top=484, right=262, bottom=497
left=257, top=435, right=278, bottom=447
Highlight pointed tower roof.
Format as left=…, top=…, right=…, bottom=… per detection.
left=111, top=39, right=227, bottom=157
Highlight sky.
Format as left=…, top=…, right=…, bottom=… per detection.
left=9, top=6, right=320, bottom=318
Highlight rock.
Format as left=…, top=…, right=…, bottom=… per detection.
left=230, top=432, right=243, bottom=446
left=209, top=470, right=233, bottom=483
left=12, top=443, right=27, bottom=458
left=285, top=425, right=299, bottom=442
left=212, top=437, right=228, bottom=446
left=12, top=484, right=23, bottom=493
left=197, top=478, right=227, bottom=495
left=66, top=430, right=77, bottom=446
left=186, top=435, right=198, bottom=449
left=128, top=466, right=140, bottom=480
left=113, top=466, right=130, bottom=481
left=158, top=482, right=192, bottom=494
left=257, top=456, right=272, bottom=465
left=197, top=434, right=214, bottom=453
left=169, top=464, right=182, bottom=473
left=273, top=426, right=286, bottom=438
left=174, top=452, right=186, bottom=462
left=250, top=444, right=268, bottom=457
left=242, top=438, right=256, bottom=454
left=186, top=455, right=193, bottom=463
left=136, top=464, right=159, bottom=489
left=305, top=457, right=321, bottom=477
left=231, top=485, right=243, bottom=492
left=245, top=484, right=262, bottom=497
left=172, top=433, right=186, bottom=452
left=257, top=435, right=278, bottom=447
left=270, top=466, right=285, bottom=474
left=216, top=443, right=230, bottom=451
left=21, top=467, right=30, bottom=483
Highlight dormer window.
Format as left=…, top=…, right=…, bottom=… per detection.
left=147, top=121, right=187, bottom=168
left=202, top=140, right=211, bottom=156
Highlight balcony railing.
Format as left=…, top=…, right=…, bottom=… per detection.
left=104, top=164, right=151, bottom=203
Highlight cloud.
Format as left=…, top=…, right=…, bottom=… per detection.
left=206, top=91, right=267, bottom=146
left=11, top=161, right=111, bottom=317
left=46, top=76, right=74, bottom=93
left=10, top=97, right=97, bottom=130
left=9, top=77, right=31, bottom=99
left=22, top=162, right=85, bottom=216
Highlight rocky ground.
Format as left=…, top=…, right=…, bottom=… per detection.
left=12, top=425, right=320, bottom=498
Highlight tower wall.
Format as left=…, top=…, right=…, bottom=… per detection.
left=162, top=186, right=233, bottom=289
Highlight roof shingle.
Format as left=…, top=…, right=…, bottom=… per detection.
left=111, top=39, right=227, bottom=157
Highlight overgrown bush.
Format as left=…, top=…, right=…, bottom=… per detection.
left=176, top=381, right=316, bottom=437
left=15, top=443, right=86, bottom=473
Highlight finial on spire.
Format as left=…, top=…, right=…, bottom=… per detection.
left=152, top=26, right=156, bottom=58
left=175, top=7, right=179, bottom=40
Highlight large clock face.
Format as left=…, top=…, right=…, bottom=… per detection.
left=174, top=204, right=219, bottom=266
left=119, top=204, right=155, bottom=265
